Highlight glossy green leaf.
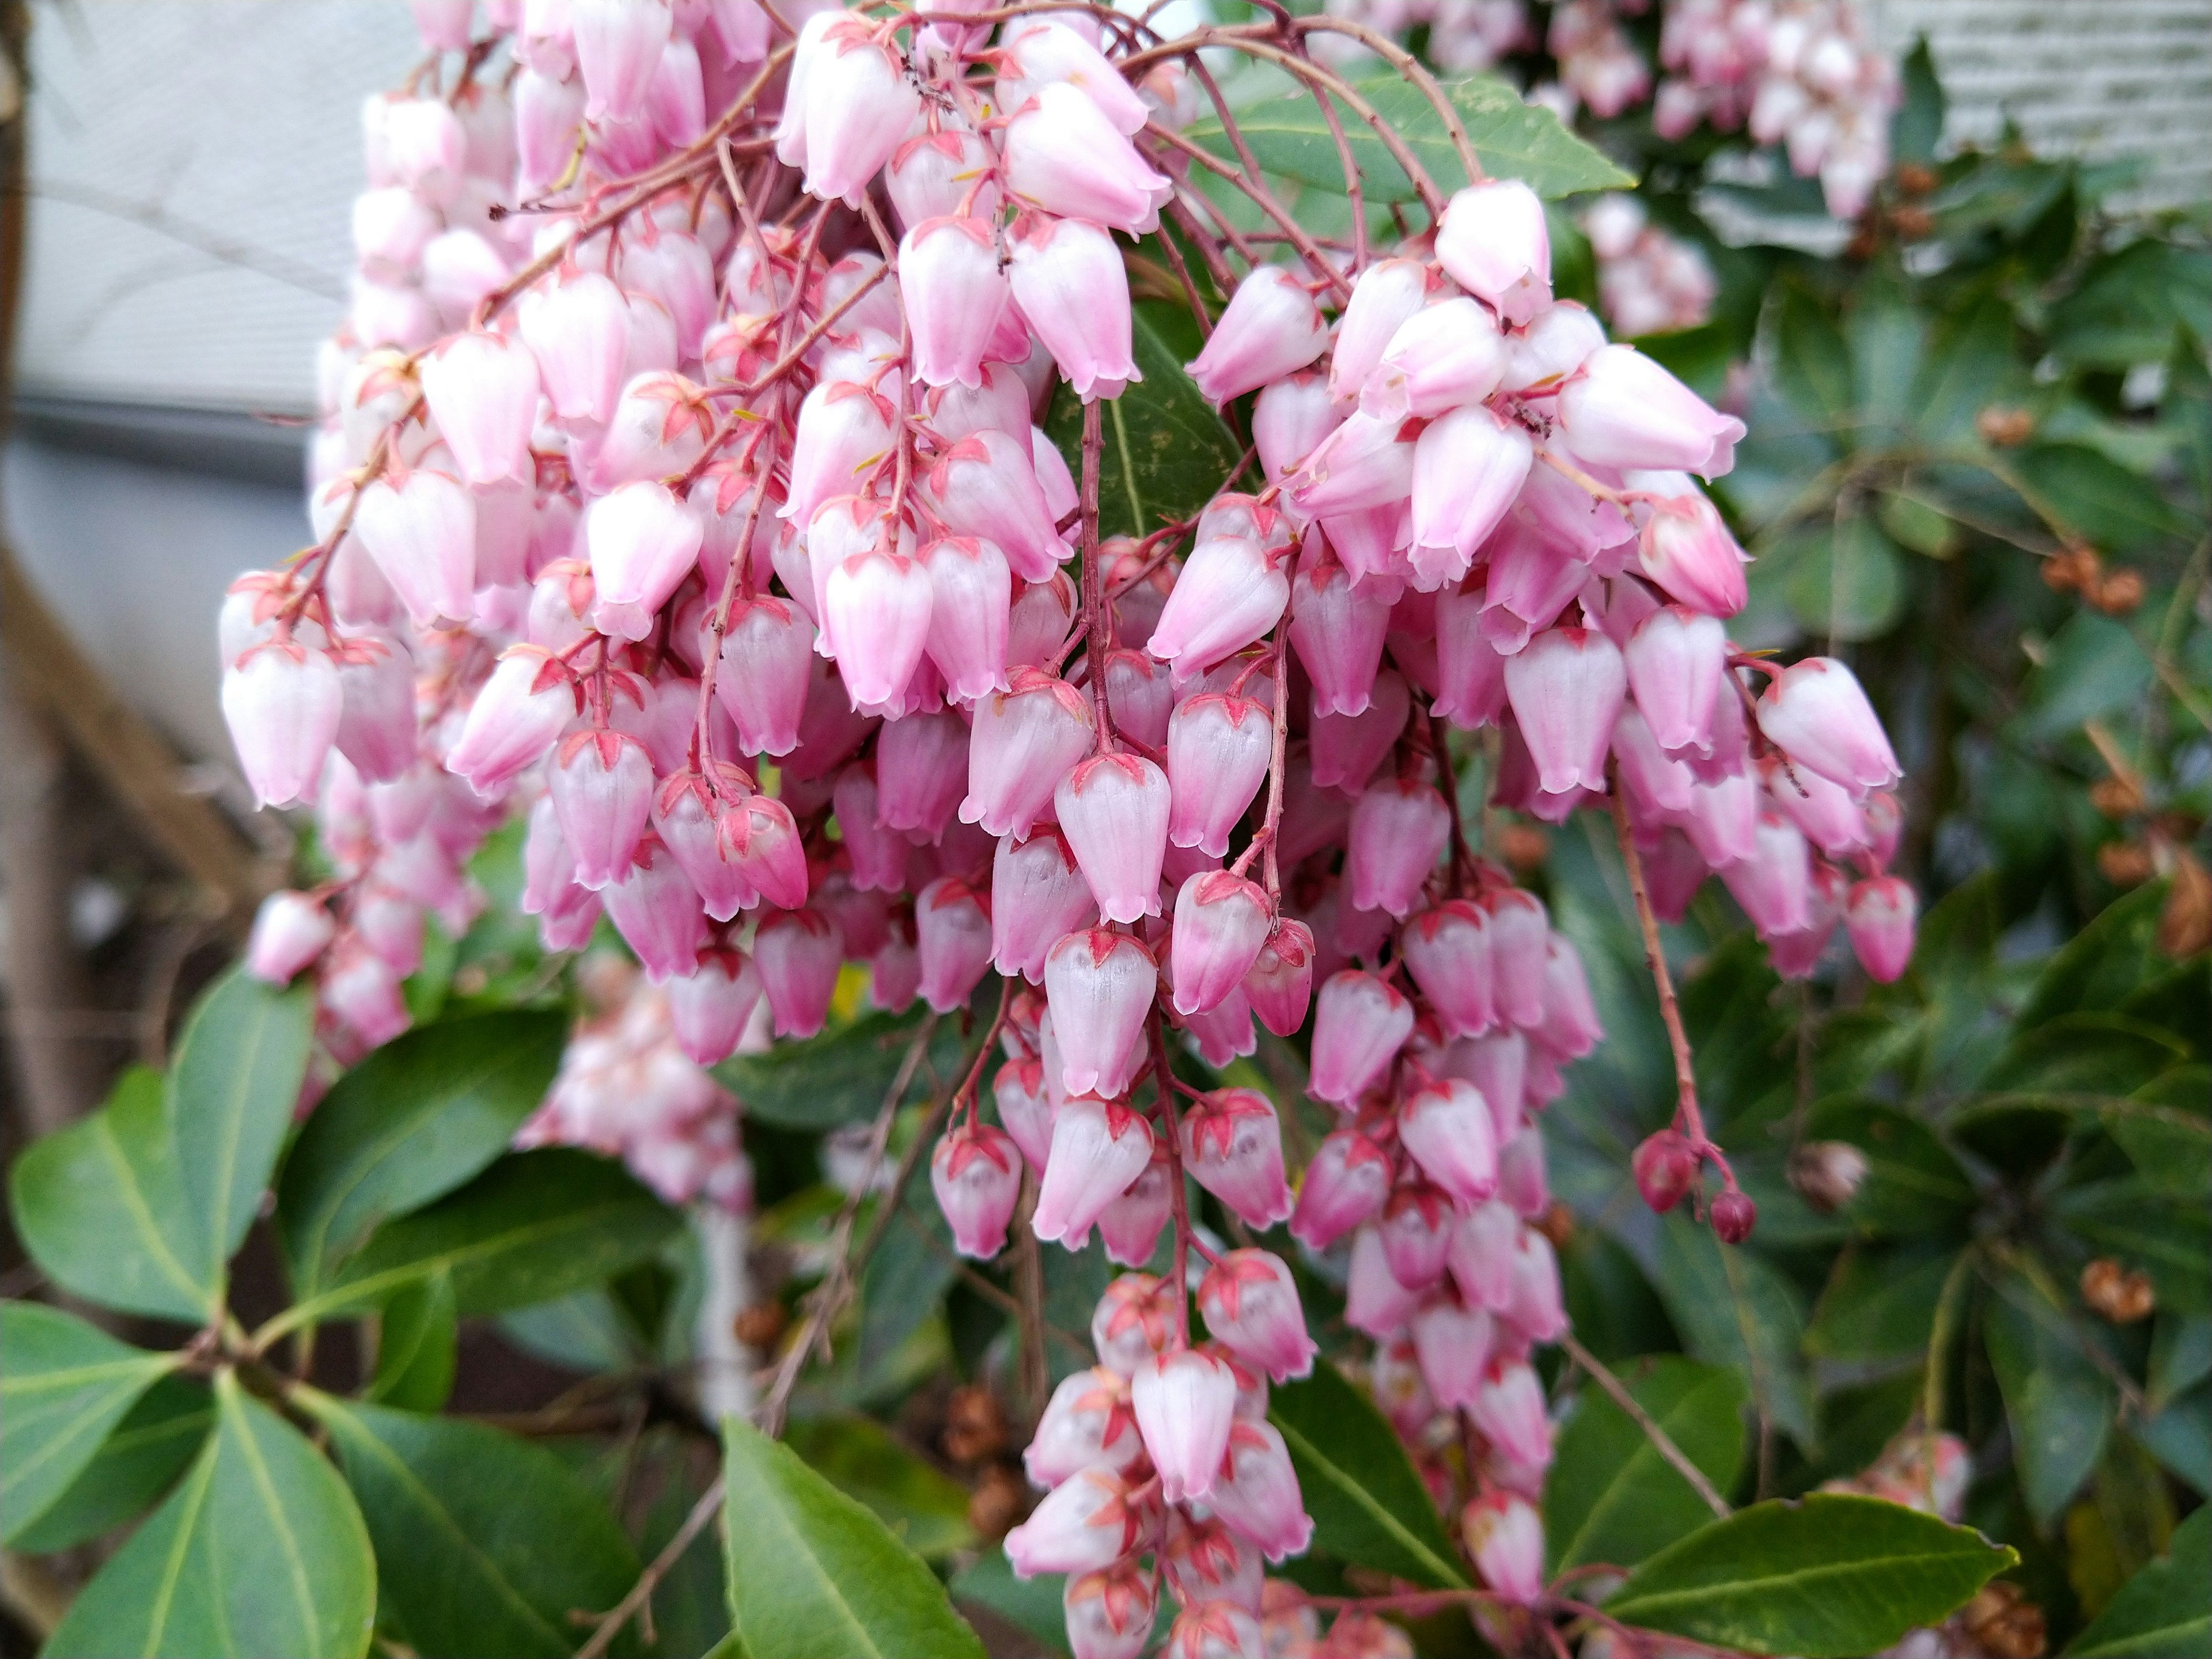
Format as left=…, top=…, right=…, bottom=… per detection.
left=1044, top=301, right=1243, bottom=543
left=7, top=1375, right=212, bottom=1554
left=1544, top=1356, right=1747, bottom=1571
left=45, top=1370, right=376, bottom=1659
left=1603, top=1494, right=2014, bottom=1658
left=719, top=1414, right=986, bottom=1659
left=2066, top=1505, right=2212, bottom=1656
left=275, top=1149, right=681, bottom=1335
left=366, top=1270, right=459, bottom=1412
left=278, top=1009, right=567, bottom=1293
left=856, top=1180, right=962, bottom=1392
left=1890, top=39, right=1944, bottom=165
left=1910, top=296, right=2018, bottom=445
left=1850, top=295, right=1927, bottom=433
left=1801, top=1099, right=1976, bottom=1234
left=1805, top=1246, right=1961, bottom=1363
left=2017, top=613, right=2157, bottom=744
left=1781, top=513, right=1907, bottom=642
left=2021, top=442, right=2195, bottom=555
left=1191, top=73, right=1633, bottom=202
left=1771, top=281, right=1854, bottom=432
left=305, top=1392, right=641, bottom=1659
left=1268, top=1357, right=1469, bottom=1589
left=0, top=1302, right=175, bottom=1544
left=1650, top=1216, right=1815, bottom=1446
left=714, top=1007, right=964, bottom=1132
left=1987, top=1275, right=2117, bottom=1526
left=785, top=1411, right=975, bottom=1560
left=168, top=967, right=317, bottom=1269
left=8, top=1067, right=218, bottom=1323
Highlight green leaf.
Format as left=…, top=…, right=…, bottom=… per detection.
left=278, top=1010, right=567, bottom=1295
left=2105, top=1105, right=2212, bottom=1199
left=1190, top=73, right=1632, bottom=203
left=1771, top=281, right=1854, bottom=433
left=8, top=1067, right=218, bottom=1323
left=1603, top=1493, right=2016, bottom=1658
left=304, top=1392, right=641, bottom=1659
left=45, top=1370, right=376, bottom=1659
left=714, top=1007, right=964, bottom=1132
left=168, top=967, right=317, bottom=1270
left=784, top=1412, right=975, bottom=1560
left=855, top=1180, right=962, bottom=1392
left=1543, top=1357, right=1747, bottom=1572
left=0, top=1302, right=176, bottom=1544
left=2058, top=1181, right=2211, bottom=1315
left=2066, top=1505, right=2212, bottom=1656
left=1805, top=1246, right=1961, bottom=1363
left=1910, top=296, right=2018, bottom=446
left=498, top=1289, right=649, bottom=1375
left=948, top=1554, right=1075, bottom=1655
left=366, top=1270, right=459, bottom=1412
left=276, top=1149, right=681, bottom=1335
left=1650, top=1216, right=1815, bottom=1446
left=1267, top=1357, right=1468, bottom=1589
left=1044, top=301, right=1243, bottom=544
left=2018, top=882, right=2175, bottom=1028
left=1987, top=1274, right=2118, bottom=1526
left=2017, top=611, right=2156, bottom=743
left=1890, top=39, right=1944, bottom=166
left=7, top=1375, right=213, bottom=1554
left=1801, top=1099, right=1976, bottom=1234
left=1781, top=513, right=1907, bottom=642
left=719, top=1414, right=986, bottom=1659
left=2020, top=442, right=2194, bottom=555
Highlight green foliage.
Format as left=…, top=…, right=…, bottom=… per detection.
left=169, top=968, right=318, bottom=1269
left=1544, top=1357, right=1748, bottom=1570
left=714, top=1003, right=966, bottom=1131
left=2065, top=1505, right=2212, bottom=1656
left=0, top=1304, right=176, bottom=1544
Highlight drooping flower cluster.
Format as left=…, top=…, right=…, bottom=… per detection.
left=1582, top=192, right=1717, bottom=338
left=221, top=0, right=1917, bottom=1645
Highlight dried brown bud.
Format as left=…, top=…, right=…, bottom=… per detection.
left=1975, top=406, right=2037, bottom=448
left=733, top=1301, right=789, bottom=1351
left=2081, top=1257, right=2155, bottom=1324
left=2090, top=569, right=2145, bottom=616
left=1498, top=823, right=1551, bottom=876
left=1891, top=204, right=1936, bottom=241
left=1787, top=1141, right=1869, bottom=1214
left=2088, top=777, right=2144, bottom=819
left=941, top=1383, right=1009, bottom=1466
left=1895, top=162, right=1938, bottom=198
left=966, top=1463, right=1028, bottom=1541
left=2041, top=541, right=2100, bottom=593
left=1536, top=1200, right=1577, bottom=1249
left=1962, top=1581, right=2048, bottom=1659
left=2160, top=849, right=2212, bottom=959
left=2098, top=840, right=2156, bottom=887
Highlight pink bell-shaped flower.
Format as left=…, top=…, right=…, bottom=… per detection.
left=1361, top=296, right=1507, bottom=422
left=420, top=329, right=540, bottom=487
left=519, top=270, right=630, bottom=423
left=931, top=1120, right=1024, bottom=1258
left=1720, top=811, right=1812, bottom=938
left=1288, top=412, right=1416, bottom=518
left=1101, top=648, right=1173, bottom=751
left=993, top=828, right=1097, bottom=983
left=1131, top=1346, right=1236, bottom=1503
left=601, top=835, right=707, bottom=981
left=877, top=708, right=969, bottom=840
left=1033, top=1091, right=1155, bottom=1247
left=1446, top=1200, right=1521, bottom=1313
left=1344, top=1224, right=1421, bottom=1336
left=1097, top=1142, right=1175, bottom=1266
left=832, top=766, right=907, bottom=893
left=1762, top=755, right=1871, bottom=858
left=1411, top=1294, right=1495, bottom=1410
left=825, top=548, right=934, bottom=710
left=1411, top=404, right=1533, bottom=570
left=1614, top=704, right=1699, bottom=819
left=964, top=668, right=1095, bottom=837
left=1253, top=372, right=1342, bottom=483
left=224, top=641, right=343, bottom=809
left=1007, top=215, right=1138, bottom=402
left=1288, top=1127, right=1392, bottom=1249
left=571, top=0, right=672, bottom=122
left=1504, top=1227, right=1567, bottom=1342
left=1469, top=1358, right=1554, bottom=1471
left=448, top=647, right=576, bottom=794
left=1005, top=1467, right=1147, bottom=1583
left=1001, top=17, right=1150, bottom=133
left=922, top=536, right=1013, bottom=700
left=1055, top=752, right=1171, bottom=924
left=1185, top=266, right=1330, bottom=407
left=1308, top=669, right=1411, bottom=794
left=550, top=728, right=656, bottom=891
left=1207, top=1422, right=1314, bottom=1565
left=1431, top=585, right=1510, bottom=729
left=355, top=464, right=477, bottom=624
left=724, top=793, right=809, bottom=912
left=653, top=770, right=755, bottom=922
left=751, top=907, right=842, bottom=1037
left=915, top=875, right=994, bottom=1013
left=1400, top=1077, right=1499, bottom=1205
left=713, top=596, right=812, bottom=758
left=800, top=22, right=921, bottom=207
left=1179, top=1088, right=1291, bottom=1228
left=1482, top=887, right=1552, bottom=1030
left=902, top=217, right=1010, bottom=391
left=923, top=430, right=1065, bottom=584
left=1166, top=692, right=1273, bottom=857
left=1442, top=1029, right=1529, bottom=1144
left=1289, top=560, right=1391, bottom=718
left=1170, top=872, right=1272, bottom=1016
left=1464, top=1492, right=1546, bottom=1605
left=783, top=382, right=897, bottom=532
left=1380, top=1183, right=1455, bottom=1289
left=1331, top=258, right=1431, bottom=405
left=246, top=891, right=335, bottom=984
left=1505, top=627, right=1627, bottom=796
left=1634, top=479, right=1749, bottom=615
left=1435, top=180, right=1551, bottom=325
left=666, top=947, right=764, bottom=1066
left=1533, top=935, right=1603, bottom=1061
left=587, top=481, right=703, bottom=642
left=1027, top=1366, right=1146, bottom=1486
left=1003, top=83, right=1172, bottom=234
left=1197, top=1249, right=1315, bottom=1381
left=1149, top=534, right=1290, bottom=675
left=1346, top=779, right=1449, bottom=918
left=1043, top=927, right=1157, bottom=1098
left=1065, top=1566, right=1156, bottom=1659
left=1846, top=874, right=1916, bottom=983
left=1309, top=970, right=1414, bottom=1104
left=1558, top=344, right=1746, bottom=478
left=1091, top=1271, right=1175, bottom=1376
left=331, top=633, right=417, bottom=785
left=994, top=1056, right=1055, bottom=1171
left=887, top=123, right=1002, bottom=231
left=1401, top=900, right=1494, bottom=1037
left=1680, top=768, right=1759, bottom=870
left=1757, top=656, right=1901, bottom=795
left=1161, top=1597, right=1264, bottom=1659
left=1243, top=917, right=1316, bottom=1037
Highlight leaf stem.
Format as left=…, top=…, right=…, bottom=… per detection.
left=1559, top=1332, right=1730, bottom=1519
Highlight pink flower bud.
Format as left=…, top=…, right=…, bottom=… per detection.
left=1445, top=1200, right=1520, bottom=1313
left=1464, top=1491, right=1546, bottom=1604
left=520, top=270, right=630, bottom=423
left=356, top=465, right=478, bottom=624
left=1361, top=296, right=1508, bottom=422
left=223, top=641, right=343, bottom=809
left=1092, top=1270, right=1173, bottom=1376
left=1027, top=1366, right=1146, bottom=1486
left=1208, top=1421, right=1314, bottom=1562
left=919, top=536, right=1013, bottom=701
left=1756, top=656, right=1901, bottom=796
left=1065, top=1564, right=1155, bottom=1659
left=1289, top=561, right=1391, bottom=718
left=1558, top=344, right=1746, bottom=479
left=916, top=876, right=994, bottom=1013
left=1400, top=901, right=1493, bottom=1038
left=1411, top=404, right=1535, bottom=573
left=1242, top=918, right=1316, bottom=1038
left=900, top=218, right=1011, bottom=392
left=923, top=430, right=1065, bottom=584
left=1309, top=970, right=1414, bottom=1105
left=994, top=1056, right=1056, bottom=1171
left=783, top=381, right=897, bottom=531
left=964, top=668, right=1096, bottom=838
left=1346, top=779, right=1449, bottom=919
left=1179, top=1089, right=1291, bottom=1228
left=1004, top=84, right=1172, bottom=233
left=1004, top=1467, right=1146, bottom=1580
left=1633, top=1127, right=1699, bottom=1213
left=1149, top=533, right=1291, bottom=675
left=1192, top=1251, right=1313, bottom=1388
left=551, top=729, right=656, bottom=891
left=1634, top=479, right=1748, bottom=615
left=1710, top=1187, right=1756, bottom=1243
left=1253, top=372, right=1341, bottom=484
left=1165, top=692, right=1272, bottom=858
left=1288, top=1127, right=1391, bottom=1249
left=322, top=943, right=412, bottom=1051
left=1505, top=1228, right=1567, bottom=1343
left=1054, top=752, right=1172, bottom=925
left=247, top=891, right=336, bottom=984
left=420, top=329, right=539, bottom=487
left=725, top=793, right=809, bottom=912
left=1435, top=180, right=1551, bottom=325
left=1481, top=887, right=1551, bottom=1030
left=1131, top=1346, right=1236, bottom=1503
left=797, top=23, right=918, bottom=206
left=1399, top=1077, right=1499, bottom=1205
left=1846, top=874, right=1916, bottom=983
left=1043, top=927, right=1157, bottom=1099
left=931, top=1120, right=1023, bottom=1259
left=1720, top=812, right=1812, bottom=938
left=1034, top=1092, right=1155, bottom=1247
left=601, top=835, right=706, bottom=981
left=666, top=947, right=764, bottom=1066
left=1007, top=215, right=1138, bottom=402
left=752, top=907, right=842, bottom=1036
left=824, top=549, right=934, bottom=710
left=1186, top=267, right=1330, bottom=407
left=1469, top=1357, right=1552, bottom=1469
left=1170, top=873, right=1272, bottom=1017
left=650, top=769, right=747, bottom=921
left=1308, top=669, right=1411, bottom=794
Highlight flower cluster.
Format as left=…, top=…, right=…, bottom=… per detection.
left=219, top=0, right=1917, bottom=1645
left=1582, top=192, right=1717, bottom=338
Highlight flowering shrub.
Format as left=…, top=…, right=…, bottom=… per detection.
left=2, top=5, right=2205, bottom=1659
